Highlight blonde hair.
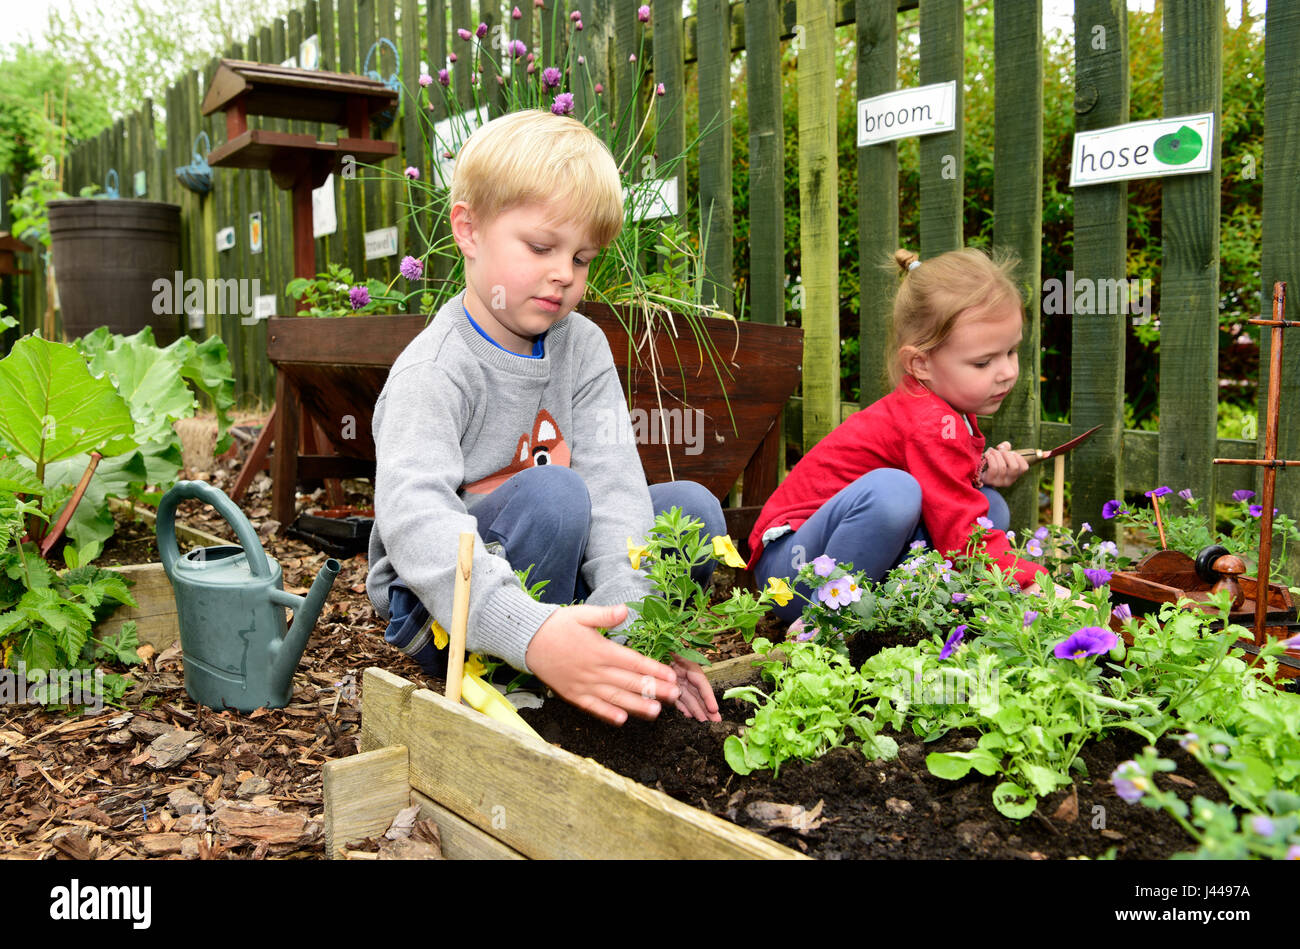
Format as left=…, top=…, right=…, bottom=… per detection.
left=450, top=109, right=624, bottom=247
left=886, top=247, right=1024, bottom=387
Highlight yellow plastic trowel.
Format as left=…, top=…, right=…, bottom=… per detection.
left=445, top=532, right=543, bottom=741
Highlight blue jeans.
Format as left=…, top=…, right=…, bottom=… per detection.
left=383, top=465, right=725, bottom=674
left=753, top=468, right=1009, bottom=624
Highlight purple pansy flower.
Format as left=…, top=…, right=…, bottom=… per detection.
left=1250, top=504, right=1263, bottom=517
left=1111, top=760, right=1148, bottom=803
left=551, top=92, right=575, bottom=115
left=909, top=540, right=927, bottom=551
left=1112, top=602, right=1132, bottom=622
left=1034, top=526, right=1050, bottom=541
left=1022, top=610, right=1039, bottom=627
left=1289, top=845, right=1300, bottom=860
left=1098, top=540, right=1119, bottom=558
left=1178, top=733, right=1201, bottom=754
left=1145, top=486, right=1172, bottom=499
left=939, top=625, right=967, bottom=660
left=951, top=592, right=967, bottom=603
left=348, top=285, right=370, bottom=309
left=542, top=66, right=562, bottom=88
left=1102, top=499, right=1122, bottom=519
left=1054, top=626, right=1118, bottom=660
left=811, top=554, right=836, bottom=578
left=399, top=256, right=423, bottom=281
left=976, top=516, right=994, bottom=530
left=1084, top=567, right=1113, bottom=588
left=1233, top=489, right=1255, bottom=502
left=795, top=626, right=816, bottom=642
left=1081, top=521, right=1092, bottom=533
left=1179, top=488, right=1194, bottom=501
left=638, top=4, right=651, bottom=21
left=1027, top=541, right=1043, bottom=557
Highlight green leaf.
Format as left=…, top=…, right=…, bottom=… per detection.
left=0, top=335, right=137, bottom=464
left=992, top=781, right=1038, bottom=819
left=723, top=734, right=755, bottom=775
left=1021, top=763, right=1068, bottom=796
left=927, top=748, right=1000, bottom=780
left=0, top=457, right=44, bottom=496
left=92, top=621, right=143, bottom=665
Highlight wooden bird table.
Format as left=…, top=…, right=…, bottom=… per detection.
left=201, top=59, right=399, bottom=510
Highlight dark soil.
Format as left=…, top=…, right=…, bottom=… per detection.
left=519, top=627, right=1228, bottom=860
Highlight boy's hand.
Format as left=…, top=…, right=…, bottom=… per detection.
left=669, top=654, right=721, bottom=722
left=982, top=441, right=1029, bottom=488
left=526, top=604, right=680, bottom=725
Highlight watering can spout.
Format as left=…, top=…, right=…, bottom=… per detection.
left=269, top=557, right=341, bottom=684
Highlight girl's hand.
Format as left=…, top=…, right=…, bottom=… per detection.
left=982, top=441, right=1029, bottom=487
left=669, top=654, right=721, bottom=722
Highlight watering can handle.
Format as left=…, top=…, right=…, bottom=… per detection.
left=193, top=131, right=211, bottom=163
left=363, top=37, right=400, bottom=80
left=157, top=480, right=272, bottom=580
left=104, top=168, right=119, bottom=198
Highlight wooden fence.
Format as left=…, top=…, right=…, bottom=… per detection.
left=2, top=0, right=1298, bottom=539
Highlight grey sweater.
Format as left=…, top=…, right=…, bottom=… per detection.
left=365, top=292, right=654, bottom=672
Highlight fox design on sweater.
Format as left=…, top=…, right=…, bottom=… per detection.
left=463, top=408, right=571, bottom=495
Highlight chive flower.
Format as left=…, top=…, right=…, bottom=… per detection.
left=511, top=39, right=527, bottom=57
left=939, top=624, right=967, bottom=660
left=512, top=6, right=522, bottom=18
left=404, top=166, right=419, bottom=179
left=457, top=27, right=472, bottom=40
left=1053, top=626, right=1117, bottom=660
left=437, top=68, right=450, bottom=86
left=551, top=92, right=575, bottom=115
left=348, top=285, right=370, bottom=309
left=542, top=66, right=562, bottom=88
left=656, top=82, right=666, bottom=96
left=418, top=73, right=433, bottom=87
left=638, top=4, right=651, bottom=21
left=399, top=256, right=424, bottom=281
left=476, top=22, right=488, bottom=37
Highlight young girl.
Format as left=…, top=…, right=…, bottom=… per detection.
left=749, top=247, right=1050, bottom=623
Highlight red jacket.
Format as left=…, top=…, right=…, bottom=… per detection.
left=748, top=378, right=1048, bottom=588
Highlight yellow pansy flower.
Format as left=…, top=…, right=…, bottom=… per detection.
left=628, top=537, right=650, bottom=570
left=764, top=576, right=794, bottom=607
left=712, top=534, right=747, bottom=568
left=466, top=653, right=489, bottom=677
left=431, top=620, right=449, bottom=650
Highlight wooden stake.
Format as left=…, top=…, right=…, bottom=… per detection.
left=1052, top=454, right=1065, bottom=528
left=446, top=532, right=474, bottom=705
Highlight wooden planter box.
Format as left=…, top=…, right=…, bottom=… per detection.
left=264, top=307, right=803, bottom=541
left=323, top=663, right=803, bottom=860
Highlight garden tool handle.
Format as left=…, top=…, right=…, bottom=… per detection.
left=460, top=671, right=542, bottom=740
left=445, top=532, right=474, bottom=704
left=157, top=479, right=272, bottom=579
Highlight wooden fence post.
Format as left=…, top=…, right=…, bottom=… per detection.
left=698, top=0, right=734, bottom=317
left=856, top=0, right=898, bottom=410
left=1071, top=0, right=1128, bottom=540
left=917, top=0, right=962, bottom=257
left=796, top=0, right=839, bottom=449
left=1261, top=3, right=1300, bottom=574
left=1159, top=0, right=1221, bottom=512
left=992, top=0, right=1044, bottom=533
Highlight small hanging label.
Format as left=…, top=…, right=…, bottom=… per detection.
left=624, top=178, right=678, bottom=221
left=215, top=226, right=236, bottom=252
left=364, top=226, right=398, bottom=260
left=300, top=34, right=320, bottom=70
left=254, top=294, right=277, bottom=321
left=133, top=170, right=147, bottom=196
left=313, top=175, right=337, bottom=238
left=857, top=81, right=957, bottom=147
left=186, top=307, right=205, bottom=329
left=281, top=55, right=299, bottom=69
left=249, top=211, right=263, bottom=255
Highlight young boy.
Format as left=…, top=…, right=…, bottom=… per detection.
left=366, top=109, right=723, bottom=725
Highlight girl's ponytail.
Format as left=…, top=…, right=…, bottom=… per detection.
left=894, top=249, right=920, bottom=274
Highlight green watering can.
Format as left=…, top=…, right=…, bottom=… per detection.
left=158, top=480, right=340, bottom=712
